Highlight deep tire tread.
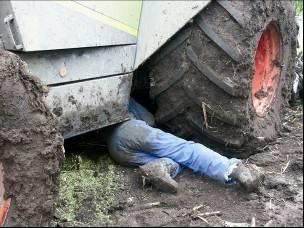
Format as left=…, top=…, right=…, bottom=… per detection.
left=186, top=46, right=239, bottom=97
left=195, top=14, right=241, bottom=62
left=148, top=1, right=297, bottom=154
left=216, top=0, right=246, bottom=27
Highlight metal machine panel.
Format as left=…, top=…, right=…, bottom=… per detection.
left=17, top=45, right=136, bottom=85
left=75, top=1, right=142, bottom=31
left=46, top=74, right=132, bottom=139
left=134, top=0, right=211, bottom=68
left=0, top=1, right=137, bottom=51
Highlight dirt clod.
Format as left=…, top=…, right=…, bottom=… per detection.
left=0, top=50, right=64, bottom=226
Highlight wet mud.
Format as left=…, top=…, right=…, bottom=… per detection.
left=0, top=50, right=64, bottom=226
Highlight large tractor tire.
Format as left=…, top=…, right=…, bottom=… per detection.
left=0, top=50, right=64, bottom=226
left=148, top=0, right=298, bottom=157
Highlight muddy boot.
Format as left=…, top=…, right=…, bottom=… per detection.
left=229, top=163, right=265, bottom=192
left=139, top=159, right=179, bottom=193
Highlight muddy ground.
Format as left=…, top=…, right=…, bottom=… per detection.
left=53, top=103, right=303, bottom=227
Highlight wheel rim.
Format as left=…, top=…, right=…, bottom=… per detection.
left=252, top=23, right=282, bottom=117
left=0, top=163, right=10, bottom=226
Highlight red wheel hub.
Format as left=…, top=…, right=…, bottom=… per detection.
left=252, top=23, right=282, bottom=117
left=0, top=163, right=10, bottom=226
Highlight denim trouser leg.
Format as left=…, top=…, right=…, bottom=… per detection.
left=107, top=121, right=182, bottom=178
left=107, top=119, right=240, bottom=183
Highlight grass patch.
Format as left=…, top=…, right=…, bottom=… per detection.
left=53, top=153, right=124, bottom=227
left=295, top=0, right=303, bottom=16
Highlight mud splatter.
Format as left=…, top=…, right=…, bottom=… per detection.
left=53, top=107, right=63, bottom=117
left=68, top=95, right=77, bottom=105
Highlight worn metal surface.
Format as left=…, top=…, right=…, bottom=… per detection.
left=46, top=74, right=133, bottom=139
left=17, top=45, right=136, bottom=85
left=0, top=1, right=136, bottom=51
left=134, top=0, right=211, bottom=68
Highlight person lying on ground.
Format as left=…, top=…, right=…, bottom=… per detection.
left=106, top=98, right=264, bottom=193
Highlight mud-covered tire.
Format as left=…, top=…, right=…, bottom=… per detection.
left=0, top=50, right=65, bottom=226
left=148, top=0, right=297, bottom=157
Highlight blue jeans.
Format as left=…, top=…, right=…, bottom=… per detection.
left=107, top=119, right=240, bottom=184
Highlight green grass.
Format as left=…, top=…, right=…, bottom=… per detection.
left=295, top=0, right=303, bottom=16
left=53, top=153, right=125, bottom=227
